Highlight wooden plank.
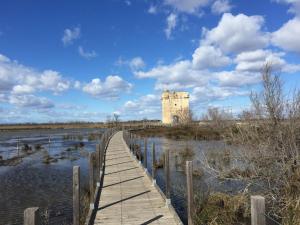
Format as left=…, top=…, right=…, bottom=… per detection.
left=186, top=161, right=194, bottom=225
left=24, top=207, right=39, bottom=225
left=251, top=196, right=266, bottom=225
left=73, top=166, right=80, bottom=225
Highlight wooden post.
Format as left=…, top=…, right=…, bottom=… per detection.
left=165, top=149, right=170, bottom=201
left=251, top=196, right=266, bottom=225
left=89, top=152, right=95, bottom=209
left=144, top=138, right=147, bottom=170
left=99, top=145, right=103, bottom=174
left=152, top=143, right=156, bottom=183
left=73, top=166, right=80, bottom=225
left=96, top=144, right=100, bottom=181
left=138, top=144, right=142, bottom=163
left=129, top=133, right=132, bottom=151
left=186, top=161, right=194, bottom=225
left=24, top=207, right=39, bottom=225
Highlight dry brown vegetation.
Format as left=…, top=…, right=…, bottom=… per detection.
left=131, top=125, right=223, bottom=140
left=198, top=64, right=300, bottom=225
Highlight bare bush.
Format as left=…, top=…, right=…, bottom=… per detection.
left=223, top=63, right=300, bottom=224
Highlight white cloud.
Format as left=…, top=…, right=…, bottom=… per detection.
left=202, top=13, right=269, bottom=53
left=0, top=53, right=71, bottom=95
left=164, top=0, right=210, bottom=14
left=9, top=94, right=54, bottom=108
left=78, top=46, right=97, bottom=59
left=148, top=5, right=158, bottom=14
left=115, top=56, right=146, bottom=71
left=125, top=0, right=131, bottom=6
left=234, top=49, right=300, bottom=73
left=135, top=60, right=209, bottom=90
left=211, top=0, right=232, bottom=14
left=12, top=85, right=35, bottom=95
left=129, top=57, right=146, bottom=70
left=62, top=27, right=81, bottom=46
left=216, top=70, right=261, bottom=87
left=191, top=86, right=248, bottom=103
left=271, top=17, right=300, bottom=53
left=122, top=94, right=161, bottom=119
left=192, top=45, right=231, bottom=69
left=165, top=13, right=177, bottom=39
left=83, top=75, right=132, bottom=99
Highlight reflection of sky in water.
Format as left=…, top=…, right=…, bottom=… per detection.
left=0, top=128, right=104, bottom=225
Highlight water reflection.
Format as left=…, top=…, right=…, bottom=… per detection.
left=0, top=128, right=104, bottom=225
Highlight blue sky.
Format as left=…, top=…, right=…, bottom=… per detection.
left=0, top=0, right=300, bottom=123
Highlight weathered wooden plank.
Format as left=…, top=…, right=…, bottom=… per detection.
left=24, top=207, right=39, bottom=225
left=73, top=166, right=80, bottom=225
left=89, top=152, right=95, bottom=209
left=165, top=149, right=170, bottom=200
left=186, top=161, right=194, bottom=225
left=251, top=196, right=266, bottom=225
left=152, top=142, right=156, bottom=182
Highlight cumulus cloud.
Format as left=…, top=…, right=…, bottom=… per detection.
left=192, top=45, right=231, bottom=69
left=78, top=46, right=97, bottom=59
left=9, top=94, right=54, bottom=108
left=164, top=0, right=210, bottom=14
left=191, top=86, right=248, bottom=103
left=165, top=13, right=177, bottom=39
left=135, top=60, right=209, bottom=90
left=211, top=0, right=233, bottom=14
left=234, top=49, right=300, bottom=72
left=82, top=75, right=132, bottom=99
left=202, top=13, right=269, bottom=53
left=122, top=94, right=161, bottom=119
left=62, top=27, right=81, bottom=46
left=271, top=17, right=300, bottom=53
left=0, top=53, right=71, bottom=95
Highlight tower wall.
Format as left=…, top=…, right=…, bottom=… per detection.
left=161, top=91, right=189, bottom=124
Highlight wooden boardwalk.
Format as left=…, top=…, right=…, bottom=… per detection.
left=94, top=131, right=181, bottom=225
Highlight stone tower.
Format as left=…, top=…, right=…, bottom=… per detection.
left=161, top=91, right=190, bottom=124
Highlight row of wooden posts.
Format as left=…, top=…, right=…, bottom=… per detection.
left=23, top=128, right=116, bottom=225
left=124, top=132, right=269, bottom=225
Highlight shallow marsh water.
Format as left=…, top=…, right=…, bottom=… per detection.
left=0, top=129, right=104, bottom=225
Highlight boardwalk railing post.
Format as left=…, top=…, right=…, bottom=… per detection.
left=138, top=143, right=142, bottom=164
left=165, top=149, right=171, bottom=205
left=144, top=138, right=147, bottom=172
left=89, top=152, right=95, bottom=209
left=152, top=143, right=156, bottom=185
left=73, top=166, right=80, bottom=225
left=99, top=144, right=103, bottom=179
left=24, top=207, right=39, bottom=225
left=251, top=196, right=266, bottom=225
left=186, top=161, right=194, bottom=225
left=96, top=144, right=100, bottom=185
